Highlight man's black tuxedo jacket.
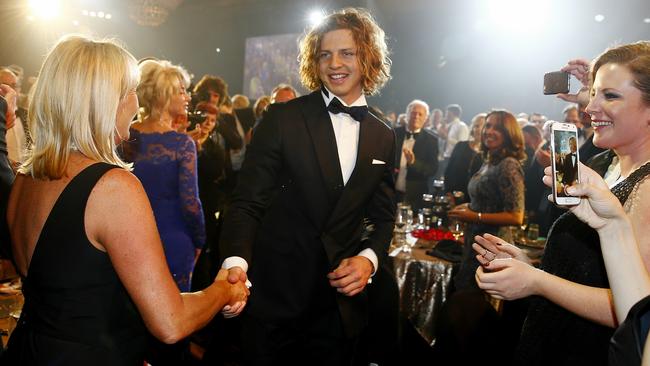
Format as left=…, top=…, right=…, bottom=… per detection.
left=562, top=152, right=578, bottom=185
left=393, top=127, right=438, bottom=207
left=220, top=90, right=396, bottom=337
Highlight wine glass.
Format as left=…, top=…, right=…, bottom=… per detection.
left=395, top=203, right=413, bottom=253
left=449, top=219, right=464, bottom=242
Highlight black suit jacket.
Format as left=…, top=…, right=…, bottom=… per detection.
left=220, top=90, right=396, bottom=337
left=393, top=127, right=438, bottom=208
left=561, top=152, right=578, bottom=185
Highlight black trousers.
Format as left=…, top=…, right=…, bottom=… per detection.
left=240, top=307, right=356, bottom=366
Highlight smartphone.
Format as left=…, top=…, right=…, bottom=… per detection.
left=550, top=122, right=580, bottom=205
left=543, top=71, right=570, bottom=95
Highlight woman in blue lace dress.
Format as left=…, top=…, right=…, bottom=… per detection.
left=124, top=59, right=205, bottom=292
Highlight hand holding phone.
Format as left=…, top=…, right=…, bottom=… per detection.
left=543, top=71, right=570, bottom=95
left=550, top=122, right=580, bottom=205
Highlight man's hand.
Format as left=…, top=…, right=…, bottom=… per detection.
left=226, top=266, right=248, bottom=284
left=403, top=148, right=415, bottom=165
left=327, top=256, right=373, bottom=296
left=220, top=266, right=248, bottom=318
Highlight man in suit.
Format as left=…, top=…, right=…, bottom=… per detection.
left=219, top=8, right=395, bottom=365
left=394, top=99, right=438, bottom=209
left=561, top=136, right=579, bottom=188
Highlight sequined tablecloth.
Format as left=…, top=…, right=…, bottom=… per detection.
left=391, top=245, right=454, bottom=347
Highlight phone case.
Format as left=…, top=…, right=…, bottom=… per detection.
left=550, top=123, right=580, bottom=205
left=544, top=71, right=570, bottom=95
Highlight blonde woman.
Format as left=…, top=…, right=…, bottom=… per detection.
left=124, top=60, right=204, bottom=293
left=3, top=35, right=247, bottom=365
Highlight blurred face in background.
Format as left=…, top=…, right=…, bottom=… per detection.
left=432, top=109, right=443, bottom=126
left=482, top=114, right=505, bottom=152
left=564, top=108, right=581, bottom=127
left=470, top=115, right=486, bottom=142
left=407, top=104, right=428, bottom=132
left=271, top=89, right=296, bottom=104
left=0, top=71, right=17, bottom=91
left=168, top=79, right=191, bottom=119
left=200, top=113, right=218, bottom=135
left=208, top=90, right=220, bottom=106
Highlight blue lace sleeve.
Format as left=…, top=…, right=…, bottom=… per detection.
left=177, top=135, right=206, bottom=249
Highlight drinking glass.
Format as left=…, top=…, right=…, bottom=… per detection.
left=395, top=203, right=414, bottom=252
left=449, top=220, right=464, bottom=241
left=527, top=223, right=540, bottom=241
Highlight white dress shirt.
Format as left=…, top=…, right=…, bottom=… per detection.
left=223, top=88, right=379, bottom=282
left=443, top=118, right=469, bottom=158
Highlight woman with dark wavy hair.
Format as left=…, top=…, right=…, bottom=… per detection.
left=448, top=109, right=526, bottom=291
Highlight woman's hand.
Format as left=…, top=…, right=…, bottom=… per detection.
left=447, top=203, right=475, bottom=223
left=557, top=59, right=591, bottom=106
left=542, top=163, right=625, bottom=231
left=475, top=257, right=541, bottom=300
left=472, top=233, right=532, bottom=266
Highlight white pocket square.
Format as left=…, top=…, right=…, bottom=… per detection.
left=372, top=159, right=386, bottom=165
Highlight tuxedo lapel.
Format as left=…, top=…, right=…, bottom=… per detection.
left=302, top=91, right=345, bottom=205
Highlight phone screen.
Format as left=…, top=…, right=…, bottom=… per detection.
left=551, top=125, right=580, bottom=205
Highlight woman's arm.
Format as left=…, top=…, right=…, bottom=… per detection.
left=86, top=168, right=248, bottom=344
left=448, top=206, right=523, bottom=226
left=544, top=164, right=650, bottom=323
left=476, top=257, right=618, bottom=327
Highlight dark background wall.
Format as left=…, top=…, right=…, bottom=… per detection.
left=1, top=0, right=649, bottom=120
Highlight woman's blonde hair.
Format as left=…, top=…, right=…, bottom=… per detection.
left=20, top=34, right=139, bottom=179
left=136, top=59, right=190, bottom=122
left=298, top=7, right=391, bottom=95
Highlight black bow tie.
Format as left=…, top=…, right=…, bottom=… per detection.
left=406, top=131, right=420, bottom=139
left=327, top=97, right=368, bottom=122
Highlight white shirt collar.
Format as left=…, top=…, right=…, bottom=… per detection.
left=321, top=87, right=367, bottom=108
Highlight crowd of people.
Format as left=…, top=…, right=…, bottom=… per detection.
left=0, top=5, right=649, bottom=366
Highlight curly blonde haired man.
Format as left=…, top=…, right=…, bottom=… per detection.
left=219, top=7, right=396, bottom=364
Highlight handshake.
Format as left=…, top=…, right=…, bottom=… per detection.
left=215, top=267, right=250, bottom=318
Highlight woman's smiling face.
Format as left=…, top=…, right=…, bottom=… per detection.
left=586, top=63, right=650, bottom=152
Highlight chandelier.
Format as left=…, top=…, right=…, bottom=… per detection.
left=129, top=0, right=184, bottom=27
